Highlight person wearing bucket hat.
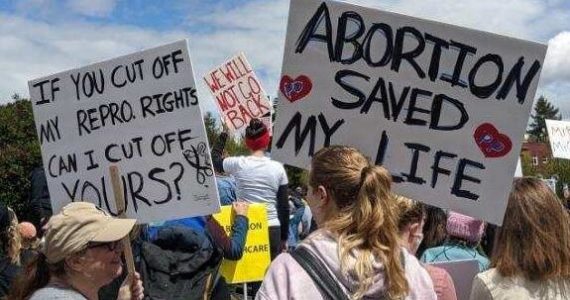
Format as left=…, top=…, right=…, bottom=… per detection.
left=212, top=118, right=290, bottom=260
left=9, top=202, right=144, bottom=300
left=420, top=211, right=490, bottom=272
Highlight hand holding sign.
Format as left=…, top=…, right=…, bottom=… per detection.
left=232, top=201, right=249, bottom=216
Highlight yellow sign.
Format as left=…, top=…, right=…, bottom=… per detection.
left=212, top=203, right=271, bottom=283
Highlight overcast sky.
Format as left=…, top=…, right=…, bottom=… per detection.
left=1, top=0, right=570, bottom=116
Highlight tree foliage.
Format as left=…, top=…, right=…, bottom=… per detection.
left=203, top=112, right=248, bottom=157
left=528, top=96, right=561, bottom=142
left=0, top=98, right=42, bottom=219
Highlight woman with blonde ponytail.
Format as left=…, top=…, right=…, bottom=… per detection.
left=256, top=146, right=436, bottom=300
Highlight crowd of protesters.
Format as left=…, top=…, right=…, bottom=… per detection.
left=0, top=118, right=569, bottom=299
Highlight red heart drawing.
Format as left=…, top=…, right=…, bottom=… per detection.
left=474, top=123, right=512, bottom=158
left=280, top=75, right=312, bottom=102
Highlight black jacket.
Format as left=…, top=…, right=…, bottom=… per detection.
left=28, top=167, right=53, bottom=230
left=140, top=226, right=223, bottom=300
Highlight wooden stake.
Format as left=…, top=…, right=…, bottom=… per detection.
left=109, top=165, right=136, bottom=281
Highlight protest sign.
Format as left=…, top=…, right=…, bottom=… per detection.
left=514, top=158, right=523, bottom=177
left=204, top=52, right=272, bottom=133
left=430, top=259, right=479, bottom=300
left=546, top=119, right=570, bottom=159
left=28, top=40, right=220, bottom=223
left=272, top=0, right=547, bottom=225
left=212, top=204, right=271, bottom=283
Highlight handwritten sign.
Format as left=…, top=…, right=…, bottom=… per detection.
left=204, top=52, right=272, bottom=133
left=514, top=158, right=523, bottom=177
left=272, top=0, right=547, bottom=225
left=28, top=40, right=220, bottom=223
left=546, top=119, right=570, bottom=159
left=212, top=204, right=270, bottom=283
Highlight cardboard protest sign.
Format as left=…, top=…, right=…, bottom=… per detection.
left=204, top=52, right=272, bottom=133
left=272, top=0, right=547, bottom=225
left=28, top=40, right=220, bottom=223
left=546, top=119, right=570, bottom=159
left=514, top=158, right=523, bottom=177
left=212, top=204, right=270, bottom=283
left=430, top=260, right=479, bottom=300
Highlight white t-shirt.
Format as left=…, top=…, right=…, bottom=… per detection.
left=223, top=155, right=288, bottom=226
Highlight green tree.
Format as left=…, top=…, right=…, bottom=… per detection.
left=204, top=111, right=219, bottom=146
left=528, top=96, right=561, bottom=142
left=541, top=158, right=570, bottom=199
left=284, top=165, right=309, bottom=189
left=0, top=99, right=42, bottom=219
left=203, top=112, right=248, bottom=157
left=520, top=152, right=537, bottom=177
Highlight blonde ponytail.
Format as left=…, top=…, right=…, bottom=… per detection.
left=311, top=146, right=409, bottom=299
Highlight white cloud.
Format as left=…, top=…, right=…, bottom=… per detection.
left=537, top=31, right=570, bottom=117
left=0, top=13, right=186, bottom=101
left=187, top=0, right=289, bottom=103
left=542, top=32, right=570, bottom=85
left=0, top=9, right=284, bottom=113
left=193, top=0, right=289, bottom=33
left=66, top=0, right=117, bottom=17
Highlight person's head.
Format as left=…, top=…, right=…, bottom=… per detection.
left=394, top=195, right=426, bottom=255
left=446, top=211, right=485, bottom=247
left=244, top=119, right=270, bottom=152
left=492, top=177, right=570, bottom=281
left=18, top=222, right=37, bottom=249
left=417, top=206, right=448, bottom=256
left=307, top=146, right=408, bottom=299
left=10, top=202, right=135, bottom=300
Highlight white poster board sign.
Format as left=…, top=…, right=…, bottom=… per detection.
left=514, top=158, right=523, bottom=177
left=272, top=0, right=547, bottom=225
left=546, top=119, right=570, bottom=159
left=430, top=260, right=479, bottom=300
left=29, top=40, right=220, bottom=223
left=204, top=52, right=272, bottom=133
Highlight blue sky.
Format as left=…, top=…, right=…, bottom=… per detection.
left=2, top=0, right=570, bottom=116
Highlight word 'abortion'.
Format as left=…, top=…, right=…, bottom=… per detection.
left=296, top=2, right=541, bottom=104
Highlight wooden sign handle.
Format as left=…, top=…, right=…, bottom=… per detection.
left=109, top=165, right=137, bottom=281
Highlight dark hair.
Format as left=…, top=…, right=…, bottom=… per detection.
left=9, top=252, right=66, bottom=300
left=245, top=119, right=267, bottom=139
left=417, top=206, right=448, bottom=256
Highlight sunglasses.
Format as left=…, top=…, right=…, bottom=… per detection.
left=87, top=241, right=123, bottom=252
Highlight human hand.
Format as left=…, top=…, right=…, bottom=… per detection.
left=117, top=272, right=144, bottom=300
left=232, top=201, right=249, bottom=216
left=221, top=117, right=230, bottom=134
